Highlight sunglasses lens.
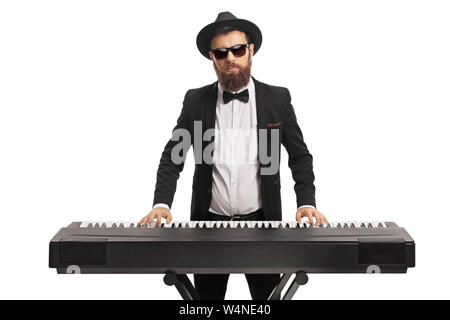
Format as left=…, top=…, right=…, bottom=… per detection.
left=231, top=45, right=247, bottom=57
left=212, top=49, right=228, bottom=60
left=212, top=44, right=248, bottom=60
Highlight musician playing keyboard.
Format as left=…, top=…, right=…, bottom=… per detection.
left=139, top=12, right=328, bottom=300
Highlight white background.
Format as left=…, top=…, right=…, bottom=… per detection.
left=1, top=0, right=449, bottom=299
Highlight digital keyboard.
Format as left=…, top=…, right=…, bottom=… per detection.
left=49, top=220, right=415, bottom=274
left=49, top=220, right=415, bottom=299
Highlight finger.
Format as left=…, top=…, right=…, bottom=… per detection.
left=313, top=212, right=321, bottom=226
left=147, top=211, right=156, bottom=227
left=138, top=216, right=148, bottom=225
left=156, top=214, right=162, bottom=228
left=315, top=211, right=324, bottom=225
left=319, top=214, right=326, bottom=225
left=307, top=212, right=314, bottom=225
left=296, top=212, right=302, bottom=224
left=320, top=217, right=326, bottom=226
left=319, top=212, right=329, bottom=224
left=165, top=213, right=172, bottom=224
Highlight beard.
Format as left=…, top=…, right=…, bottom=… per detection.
left=213, top=55, right=252, bottom=92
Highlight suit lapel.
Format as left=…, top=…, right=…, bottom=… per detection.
left=252, top=76, right=270, bottom=167
left=252, top=76, right=269, bottom=131
left=205, top=81, right=218, bottom=129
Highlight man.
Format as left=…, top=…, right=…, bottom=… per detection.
left=139, top=11, right=328, bottom=300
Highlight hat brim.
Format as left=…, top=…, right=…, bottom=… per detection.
left=196, top=18, right=262, bottom=60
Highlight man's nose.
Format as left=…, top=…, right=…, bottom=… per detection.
left=225, top=50, right=235, bottom=62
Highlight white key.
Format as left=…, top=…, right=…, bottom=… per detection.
left=170, top=222, right=178, bottom=228
left=246, top=221, right=255, bottom=228
left=188, top=222, right=196, bottom=228
left=301, top=222, right=309, bottom=228
left=79, top=221, right=90, bottom=228
left=196, top=221, right=204, bottom=228
left=288, top=222, right=297, bottom=228
left=360, top=221, right=368, bottom=227
left=373, top=221, right=385, bottom=228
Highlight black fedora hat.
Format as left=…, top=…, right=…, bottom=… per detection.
left=196, top=11, right=262, bottom=60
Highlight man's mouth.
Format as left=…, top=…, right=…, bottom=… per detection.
left=227, top=66, right=239, bottom=72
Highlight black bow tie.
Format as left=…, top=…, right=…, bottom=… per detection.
left=223, top=89, right=249, bottom=104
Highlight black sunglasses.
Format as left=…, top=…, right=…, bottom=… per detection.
left=210, top=43, right=250, bottom=60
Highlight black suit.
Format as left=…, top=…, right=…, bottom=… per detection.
left=152, top=76, right=315, bottom=299
left=153, top=76, right=316, bottom=220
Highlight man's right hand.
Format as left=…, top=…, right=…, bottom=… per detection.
left=139, top=207, right=172, bottom=227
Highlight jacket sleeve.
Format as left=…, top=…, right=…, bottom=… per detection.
left=152, top=90, right=192, bottom=209
left=281, top=88, right=316, bottom=208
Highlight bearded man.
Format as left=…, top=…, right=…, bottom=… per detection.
left=139, top=11, right=328, bottom=300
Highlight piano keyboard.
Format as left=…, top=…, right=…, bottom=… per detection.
left=49, top=219, right=415, bottom=276
left=78, top=220, right=390, bottom=229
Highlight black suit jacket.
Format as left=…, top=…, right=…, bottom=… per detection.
left=153, top=76, right=316, bottom=221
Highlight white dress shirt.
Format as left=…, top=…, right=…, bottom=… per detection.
left=208, top=77, right=261, bottom=216
left=153, top=77, right=315, bottom=215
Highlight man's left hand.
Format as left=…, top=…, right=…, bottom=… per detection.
left=296, top=207, right=328, bottom=226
